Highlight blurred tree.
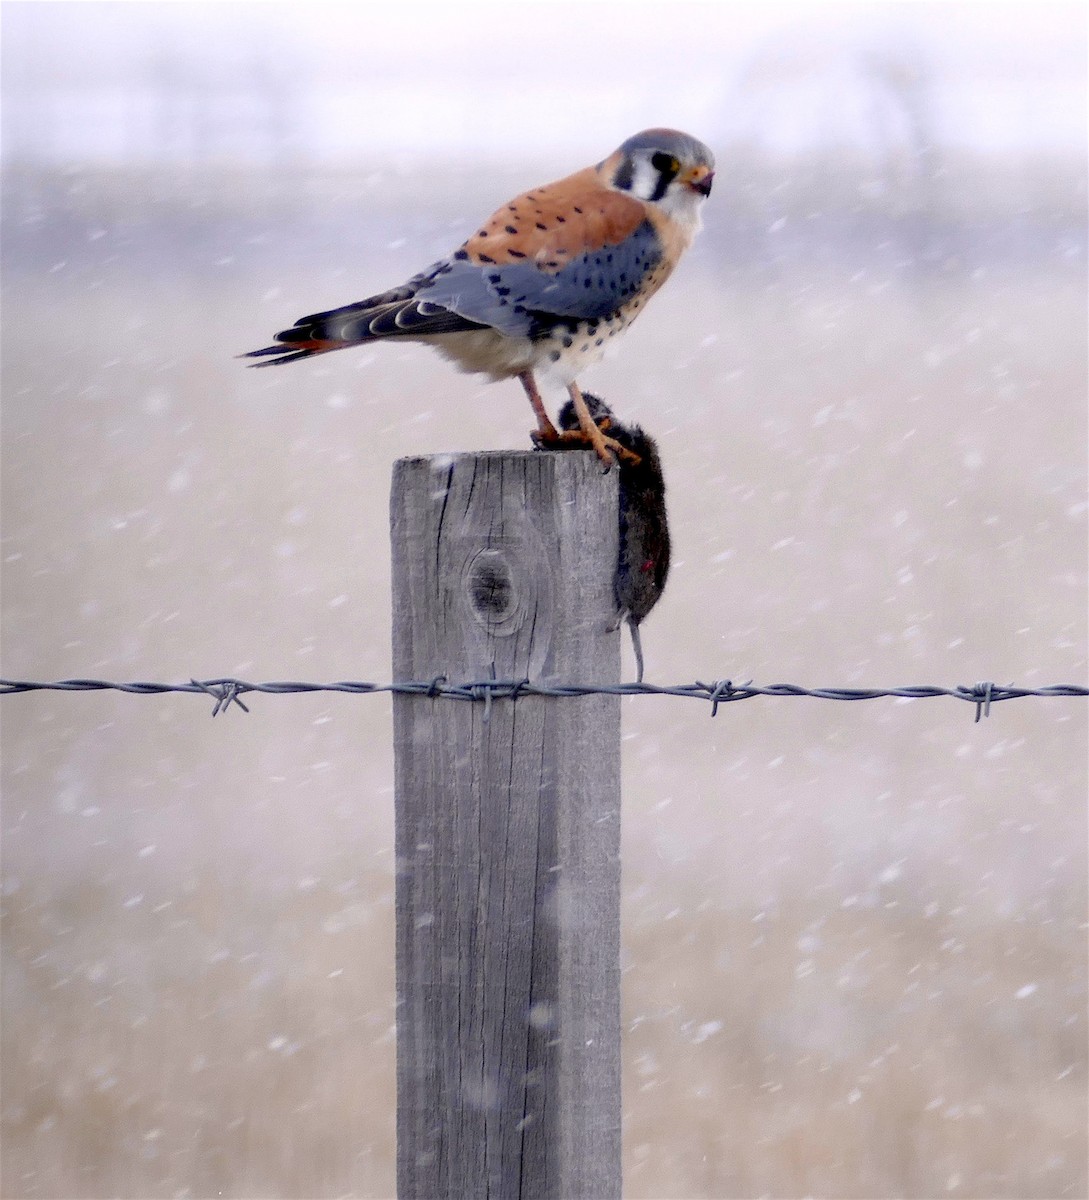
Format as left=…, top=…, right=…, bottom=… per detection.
left=711, top=29, right=954, bottom=282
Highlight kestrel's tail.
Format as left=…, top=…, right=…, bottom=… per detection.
left=240, top=284, right=485, bottom=367
left=241, top=343, right=331, bottom=366
left=240, top=298, right=381, bottom=367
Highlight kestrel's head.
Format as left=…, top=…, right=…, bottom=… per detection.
left=599, top=128, right=715, bottom=223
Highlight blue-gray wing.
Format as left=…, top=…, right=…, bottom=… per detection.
left=417, top=219, right=663, bottom=337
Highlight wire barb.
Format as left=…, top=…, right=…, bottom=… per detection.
left=191, top=678, right=251, bottom=717
left=702, top=679, right=750, bottom=716
left=971, top=680, right=995, bottom=723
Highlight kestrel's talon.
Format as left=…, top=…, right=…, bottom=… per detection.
left=613, top=442, right=642, bottom=468
left=241, top=130, right=713, bottom=448
left=588, top=432, right=616, bottom=468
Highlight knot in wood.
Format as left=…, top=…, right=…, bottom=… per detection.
left=469, top=553, right=513, bottom=618
left=463, top=547, right=526, bottom=636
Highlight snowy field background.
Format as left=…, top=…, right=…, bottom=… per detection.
left=2, top=3, right=1086, bottom=1197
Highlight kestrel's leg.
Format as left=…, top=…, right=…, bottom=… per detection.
left=522, top=371, right=606, bottom=452
left=518, top=371, right=560, bottom=442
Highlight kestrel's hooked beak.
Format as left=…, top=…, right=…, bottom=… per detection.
left=684, top=164, right=714, bottom=196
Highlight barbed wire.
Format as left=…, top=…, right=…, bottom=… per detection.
left=1, top=676, right=1086, bottom=722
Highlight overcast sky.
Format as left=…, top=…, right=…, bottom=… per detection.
left=3, top=1, right=1085, bottom=162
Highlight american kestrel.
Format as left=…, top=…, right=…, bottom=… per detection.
left=556, top=393, right=670, bottom=682
left=243, top=129, right=714, bottom=464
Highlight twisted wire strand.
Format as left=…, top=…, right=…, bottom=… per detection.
left=1, top=676, right=1085, bottom=720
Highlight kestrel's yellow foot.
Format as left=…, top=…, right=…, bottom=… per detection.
left=532, top=421, right=640, bottom=467
left=566, top=382, right=641, bottom=468
left=594, top=430, right=642, bottom=468
left=532, top=409, right=611, bottom=445
left=530, top=418, right=563, bottom=445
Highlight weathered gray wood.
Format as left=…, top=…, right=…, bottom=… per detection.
left=391, top=450, right=622, bottom=1200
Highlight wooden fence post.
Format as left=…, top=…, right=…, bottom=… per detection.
left=390, top=450, right=622, bottom=1199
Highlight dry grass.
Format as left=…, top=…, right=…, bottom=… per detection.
left=622, top=891, right=1085, bottom=1199
left=3, top=876, right=397, bottom=1198
left=2, top=878, right=1084, bottom=1198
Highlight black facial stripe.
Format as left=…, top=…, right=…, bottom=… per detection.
left=613, top=156, right=634, bottom=191
left=650, top=169, right=673, bottom=202
left=649, top=151, right=680, bottom=201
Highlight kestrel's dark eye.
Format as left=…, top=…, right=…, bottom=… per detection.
left=651, top=152, right=681, bottom=177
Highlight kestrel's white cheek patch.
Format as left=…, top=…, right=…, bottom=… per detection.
left=627, top=156, right=661, bottom=202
